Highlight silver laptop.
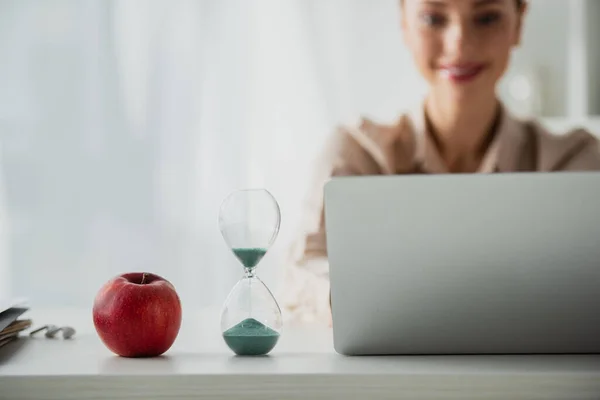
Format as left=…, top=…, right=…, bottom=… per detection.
left=324, top=172, right=600, bottom=355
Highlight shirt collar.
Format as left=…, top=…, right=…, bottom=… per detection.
left=408, top=102, right=525, bottom=174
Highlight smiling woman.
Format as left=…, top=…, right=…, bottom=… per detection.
left=401, top=0, right=527, bottom=134
left=281, top=0, right=600, bottom=325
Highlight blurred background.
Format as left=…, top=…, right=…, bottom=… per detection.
left=0, top=0, right=599, bottom=311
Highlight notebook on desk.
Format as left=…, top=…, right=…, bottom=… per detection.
left=0, top=319, right=32, bottom=347
left=0, top=298, right=31, bottom=348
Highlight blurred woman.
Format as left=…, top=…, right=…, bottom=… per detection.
left=281, top=0, right=600, bottom=325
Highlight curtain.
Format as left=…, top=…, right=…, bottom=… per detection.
left=0, top=0, right=424, bottom=310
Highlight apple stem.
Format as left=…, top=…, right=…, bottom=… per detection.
left=141, top=273, right=148, bottom=285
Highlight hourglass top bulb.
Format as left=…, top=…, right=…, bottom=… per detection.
left=219, top=188, right=281, bottom=272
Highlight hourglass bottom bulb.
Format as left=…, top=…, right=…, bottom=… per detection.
left=222, top=318, right=280, bottom=356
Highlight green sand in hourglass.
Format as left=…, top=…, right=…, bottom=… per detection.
left=232, top=248, right=267, bottom=270
left=222, top=318, right=280, bottom=356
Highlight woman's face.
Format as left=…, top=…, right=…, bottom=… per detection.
left=402, top=0, right=525, bottom=102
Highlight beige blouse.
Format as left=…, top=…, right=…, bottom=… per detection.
left=279, top=104, right=600, bottom=325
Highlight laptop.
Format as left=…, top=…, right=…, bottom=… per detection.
left=324, top=172, right=600, bottom=355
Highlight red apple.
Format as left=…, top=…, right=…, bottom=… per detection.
left=93, top=272, right=182, bottom=358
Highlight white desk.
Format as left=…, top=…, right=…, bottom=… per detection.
left=1, top=309, right=599, bottom=400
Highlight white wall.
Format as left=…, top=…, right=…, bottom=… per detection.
left=498, top=0, right=569, bottom=117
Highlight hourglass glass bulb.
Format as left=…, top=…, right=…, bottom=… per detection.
left=219, top=189, right=280, bottom=271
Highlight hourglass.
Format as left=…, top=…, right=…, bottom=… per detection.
left=219, top=189, right=282, bottom=356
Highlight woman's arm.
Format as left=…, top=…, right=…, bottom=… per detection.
left=279, top=123, right=384, bottom=325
